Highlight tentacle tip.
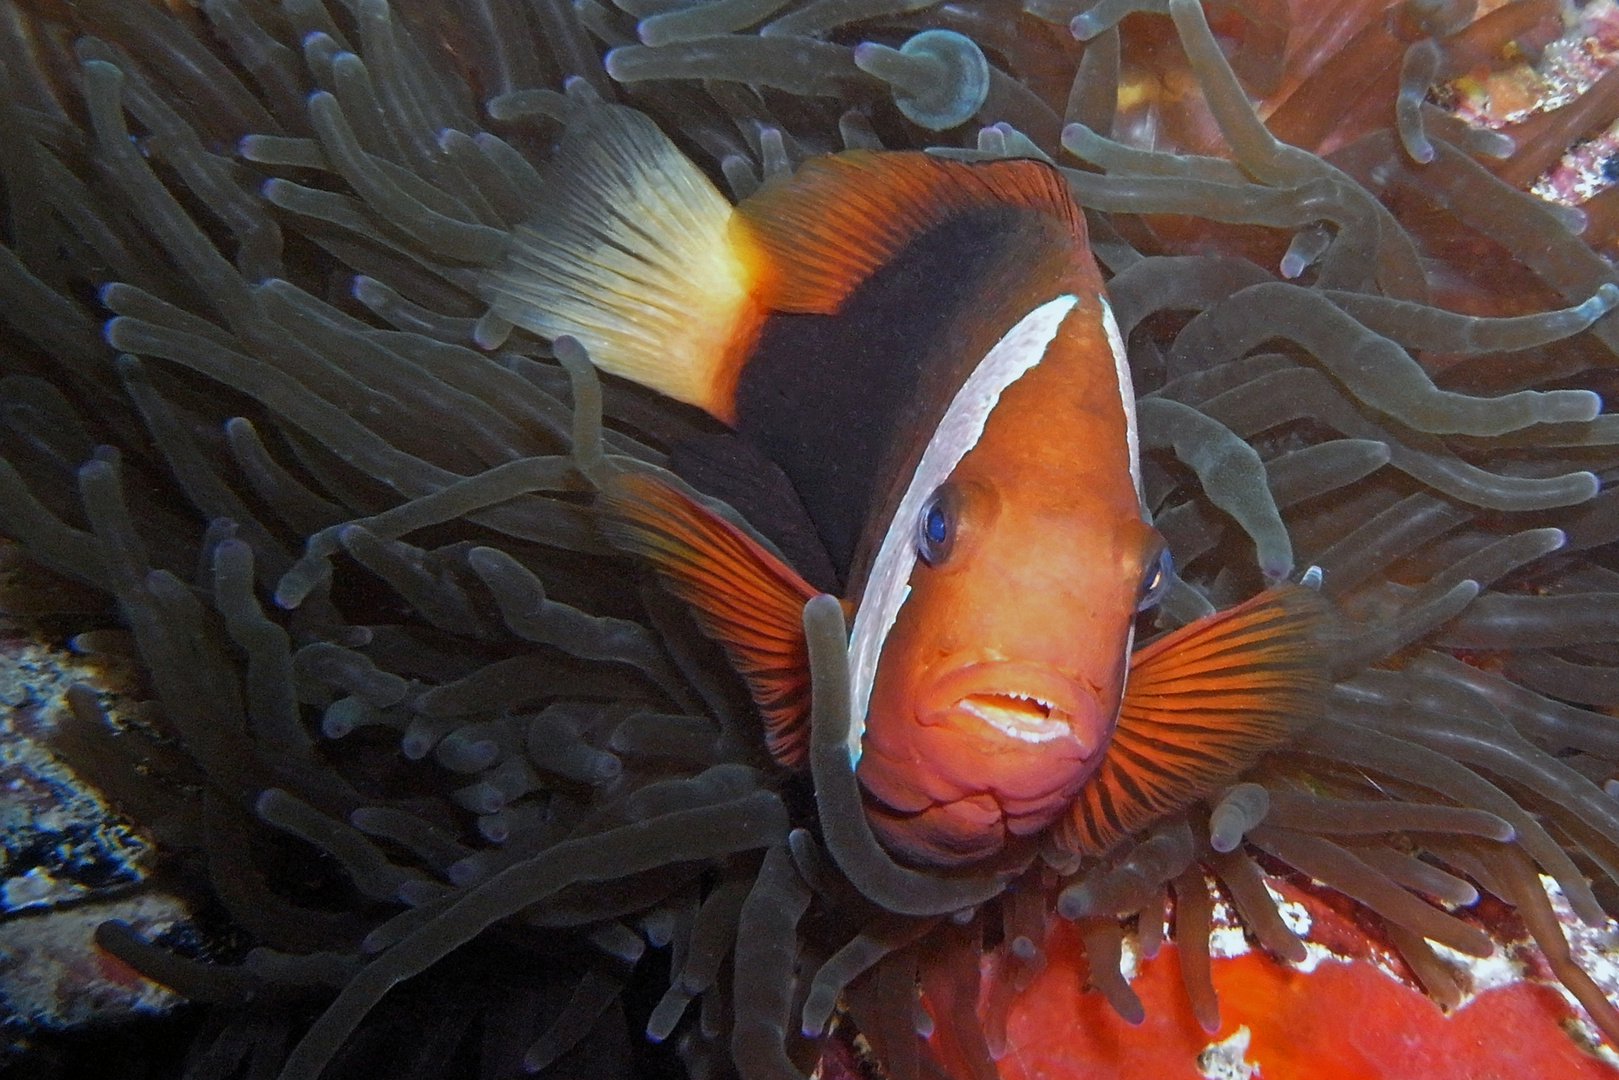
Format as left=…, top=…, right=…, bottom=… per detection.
left=870, top=30, right=990, bottom=130
left=81, top=57, right=122, bottom=82
left=1548, top=389, right=1602, bottom=423
left=1260, top=559, right=1293, bottom=584
left=446, top=858, right=482, bottom=887
left=851, top=40, right=886, bottom=67
left=1059, top=122, right=1100, bottom=159
left=562, top=75, right=601, bottom=103
left=1114, top=996, right=1145, bottom=1026
left=601, top=48, right=631, bottom=81
left=1278, top=253, right=1307, bottom=279
left=1298, top=565, right=1323, bottom=590
left=477, top=814, right=511, bottom=843
left=473, top=309, right=514, bottom=351
left=395, top=878, right=440, bottom=906
left=252, top=788, right=280, bottom=819
left=1055, top=890, right=1090, bottom=920
left=553, top=334, right=590, bottom=366
left=1069, top=12, right=1102, bottom=39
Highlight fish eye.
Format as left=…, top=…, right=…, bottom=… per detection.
left=1137, top=547, right=1172, bottom=611
left=916, top=485, right=956, bottom=565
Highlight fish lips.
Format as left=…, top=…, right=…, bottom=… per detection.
left=916, top=660, right=1109, bottom=760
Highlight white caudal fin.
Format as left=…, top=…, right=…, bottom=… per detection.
left=479, top=101, right=761, bottom=423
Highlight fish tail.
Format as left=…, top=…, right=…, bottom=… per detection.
left=481, top=102, right=766, bottom=423
left=1057, top=584, right=1328, bottom=856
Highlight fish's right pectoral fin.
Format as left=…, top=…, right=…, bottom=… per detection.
left=596, top=471, right=822, bottom=767
left=1058, top=583, right=1328, bottom=856
left=480, top=102, right=766, bottom=423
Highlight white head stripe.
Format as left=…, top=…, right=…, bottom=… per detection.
left=1101, top=295, right=1141, bottom=711
left=1100, top=295, right=1141, bottom=501
left=844, top=294, right=1078, bottom=762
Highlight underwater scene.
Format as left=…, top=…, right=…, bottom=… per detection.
left=6, top=0, right=1619, bottom=1077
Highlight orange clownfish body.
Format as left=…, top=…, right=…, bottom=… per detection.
left=481, top=100, right=1324, bottom=868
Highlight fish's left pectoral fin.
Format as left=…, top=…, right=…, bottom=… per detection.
left=596, top=472, right=822, bottom=767
left=1057, top=584, right=1328, bottom=856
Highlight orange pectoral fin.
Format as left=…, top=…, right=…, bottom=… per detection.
left=1058, top=584, right=1328, bottom=857
left=596, top=472, right=821, bottom=767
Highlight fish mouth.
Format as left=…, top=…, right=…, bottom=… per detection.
left=919, top=661, right=1106, bottom=755
left=957, top=692, right=1073, bottom=743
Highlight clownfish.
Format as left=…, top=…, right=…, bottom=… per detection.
left=481, top=102, right=1325, bottom=868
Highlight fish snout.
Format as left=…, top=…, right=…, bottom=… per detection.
left=918, top=661, right=1108, bottom=757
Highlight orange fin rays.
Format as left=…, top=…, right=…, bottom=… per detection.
left=1059, top=584, right=1328, bottom=856
left=731, top=151, right=1082, bottom=314
left=596, top=473, right=820, bottom=767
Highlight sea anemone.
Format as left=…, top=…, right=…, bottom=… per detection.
left=2, top=0, right=1619, bottom=1078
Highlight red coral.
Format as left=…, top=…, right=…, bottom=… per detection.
left=977, top=893, right=1619, bottom=1080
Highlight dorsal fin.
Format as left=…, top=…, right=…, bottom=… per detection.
left=1057, top=584, right=1327, bottom=857
left=731, top=151, right=1082, bottom=314
left=480, top=103, right=767, bottom=423
left=596, top=472, right=822, bottom=767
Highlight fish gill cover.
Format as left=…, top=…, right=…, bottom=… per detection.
left=0, top=0, right=1618, bottom=1078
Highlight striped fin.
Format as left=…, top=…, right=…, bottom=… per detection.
left=731, top=151, right=1081, bottom=314
left=1057, top=584, right=1327, bottom=857
left=481, top=103, right=767, bottom=423
left=596, top=472, right=820, bottom=767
